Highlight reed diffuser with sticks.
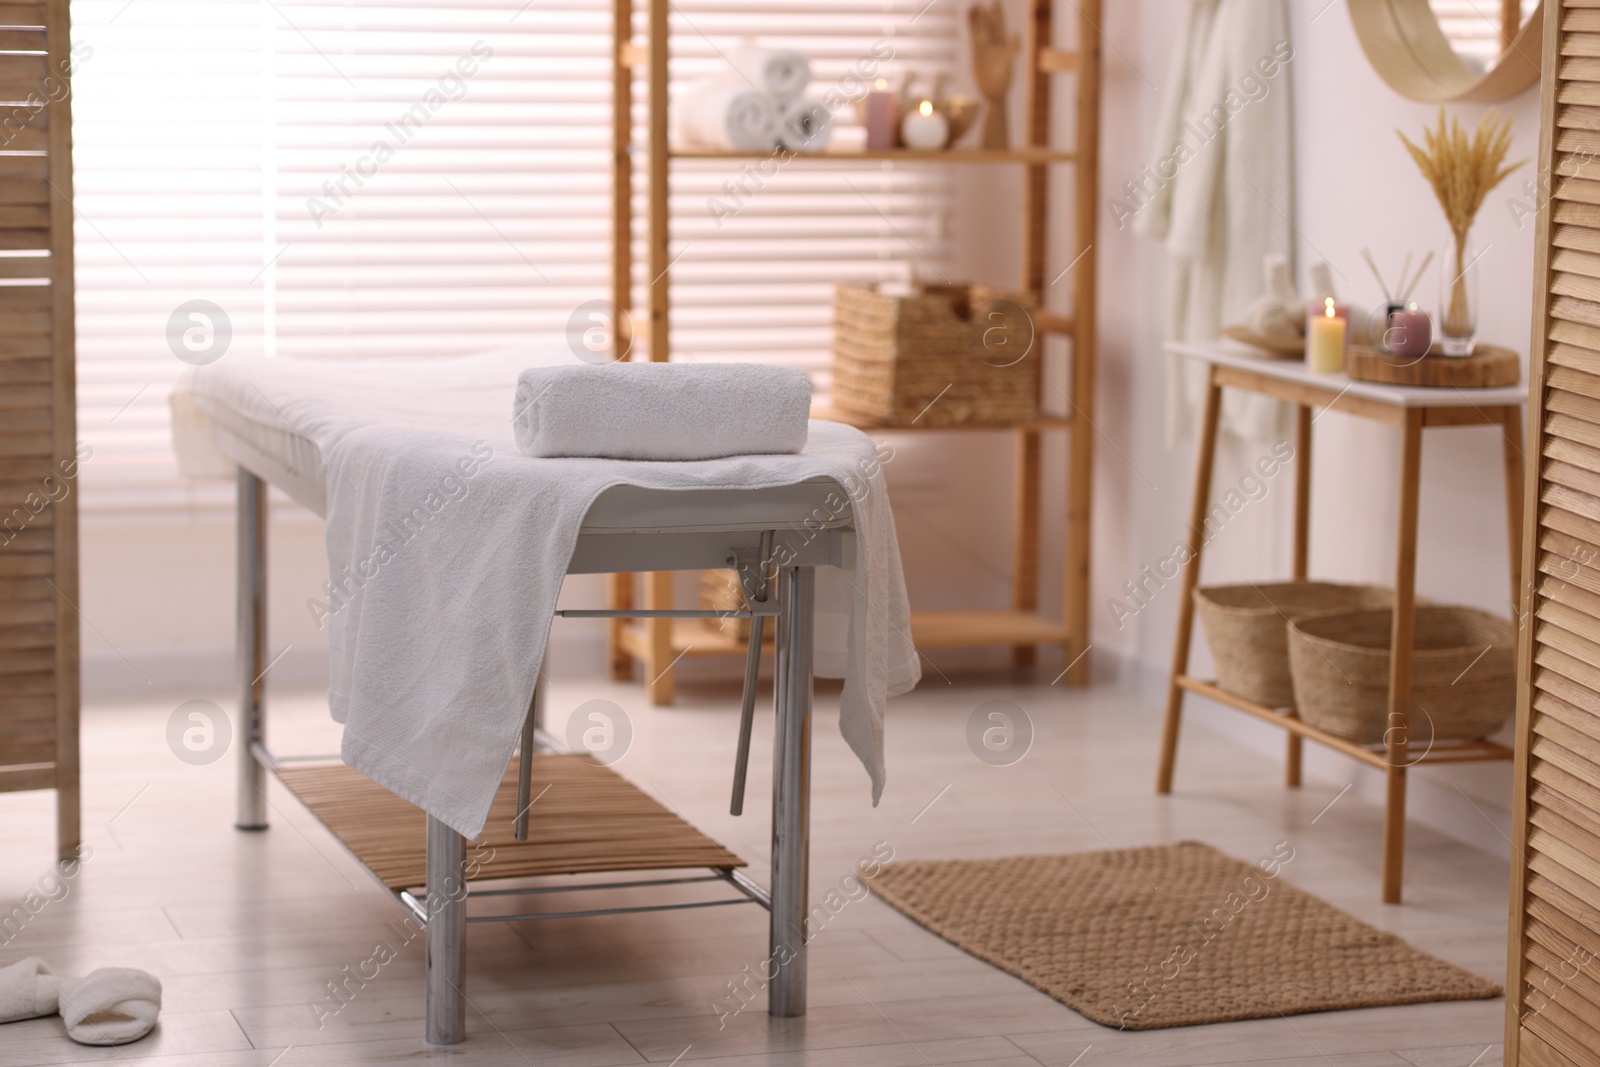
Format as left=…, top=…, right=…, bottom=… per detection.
left=1397, top=109, right=1522, bottom=355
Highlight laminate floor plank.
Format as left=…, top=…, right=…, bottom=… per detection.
left=0, top=675, right=1512, bottom=1066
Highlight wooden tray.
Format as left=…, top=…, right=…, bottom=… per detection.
left=1219, top=325, right=1303, bottom=359
left=1346, top=343, right=1519, bottom=388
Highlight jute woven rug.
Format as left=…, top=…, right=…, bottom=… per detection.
left=866, top=841, right=1500, bottom=1030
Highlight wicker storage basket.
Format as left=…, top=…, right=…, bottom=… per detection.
left=1195, top=582, right=1394, bottom=708
left=831, top=282, right=1037, bottom=426
left=1287, top=606, right=1515, bottom=745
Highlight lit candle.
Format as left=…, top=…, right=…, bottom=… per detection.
left=900, top=99, right=949, bottom=151
left=1307, top=297, right=1346, bottom=374
left=864, top=78, right=899, bottom=151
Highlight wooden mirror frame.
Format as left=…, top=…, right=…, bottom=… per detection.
left=1348, top=0, right=1543, bottom=103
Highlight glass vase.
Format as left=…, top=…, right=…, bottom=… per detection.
left=1438, top=236, right=1479, bottom=357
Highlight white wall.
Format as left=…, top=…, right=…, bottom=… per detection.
left=1086, top=0, right=1537, bottom=852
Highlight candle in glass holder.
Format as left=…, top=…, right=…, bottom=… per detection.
left=900, top=100, right=949, bottom=151
left=864, top=78, right=898, bottom=151
left=1307, top=297, right=1346, bottom=374
left=1387, top=302, right=1432, bottom=358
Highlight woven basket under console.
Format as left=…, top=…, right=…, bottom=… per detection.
left=1195, top=582, right=1394, bottom=708
left=1287, top=606, right=1514, bottom=746
left=830, top=282, right=1038, bottom=427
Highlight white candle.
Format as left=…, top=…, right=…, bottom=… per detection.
left=900, top=100, right=949, bottom=151
left=1307, top=297, right=1346, bottom=374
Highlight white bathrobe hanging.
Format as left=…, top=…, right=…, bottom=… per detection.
left=1134, top=0, right=1295, bottom=444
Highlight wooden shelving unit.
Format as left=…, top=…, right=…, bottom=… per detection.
left=607, top=0, right=1102, bottom=703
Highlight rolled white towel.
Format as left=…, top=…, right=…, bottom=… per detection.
left=513, top=363, right=812, bottom=461
left=674, top=78, right=780, bottom=152
left=728, top=44, right=810, bottom=103
left=49, top=967, right=162, bottom=1046
left=0, top=957, right=58, bottom=1023
left=777, top=98, right=832, bottom=153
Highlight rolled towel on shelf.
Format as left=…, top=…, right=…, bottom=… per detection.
left=0, top=958, right=58, bottom=1024
left=728, top=44, right=810, bottom=103
left=513, top=362, right=812, bottom=461
left=778, top=98, right=832, bottom=153
left=673, top=78, right=780, bottom=152
left=50, top=967, right=162, bottom=1046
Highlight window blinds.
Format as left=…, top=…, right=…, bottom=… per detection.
left=69, top=0, right=957, bottom=514
left=1426, top=0, right=1540, bottom=68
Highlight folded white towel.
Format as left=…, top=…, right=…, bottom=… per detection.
left=777, top=98, right=832, bottom=154
left=0, top=958, right=57, bottom=1023
left=729, top=44, right=810, bottom=103
left=513, top=363, right=811, bottom=461
left=674, top=78, right=780, bottom=152
left=50, top=967, right=162, bottom=1046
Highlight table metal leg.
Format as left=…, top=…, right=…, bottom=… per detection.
left=425, top=814, right=467, bottom=1045
left=1157, top=373, right=1223, bottom=794
left=236, top=468, right=268, bottom=831
left=514, top=676, right=542, bottom=841
left=769, top=564, right=813, bottom=1018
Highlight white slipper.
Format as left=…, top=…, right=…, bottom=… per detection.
left=49, top=967, right=161, bottom=1046
left=0, top=957, right=59, bottom=1023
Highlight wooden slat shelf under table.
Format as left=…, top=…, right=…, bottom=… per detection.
left=1176, top=677, right=1515, bottom=768
left=1159, top=340, right=1526, bottom=904
left=275, top=754, right=744, bottom=892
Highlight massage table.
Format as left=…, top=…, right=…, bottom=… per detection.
left=171, top=353, right=866, bottom=1044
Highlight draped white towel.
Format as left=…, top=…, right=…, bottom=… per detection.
left=673, top=78, right=780, bottom=151
left=512, top=362, right=811, bottom=461
left=169, top=349, right=922, bottom=840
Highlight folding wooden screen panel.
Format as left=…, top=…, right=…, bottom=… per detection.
left=0, top=0, right=78, bottom=860
left=1508, top=1, right=1600, bottom=1062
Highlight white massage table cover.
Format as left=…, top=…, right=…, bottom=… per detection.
left=171, top=348, right=920, bottom=837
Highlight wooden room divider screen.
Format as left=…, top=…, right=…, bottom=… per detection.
left=0, top=0, right=79, bottom=862
left=1507, top=1, right=1600, bottom=1062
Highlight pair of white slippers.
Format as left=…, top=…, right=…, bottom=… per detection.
left=0, top=957, right=161, bottom=1046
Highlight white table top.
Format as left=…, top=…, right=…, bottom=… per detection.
left=1165, top=339, right=1528, bottom=408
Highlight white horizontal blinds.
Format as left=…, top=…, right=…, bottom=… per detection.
left=268, top=1, right=593, bottom=360
left=69, top=0, right=958, bottom=513
left=635, top=1, right=958, bottom=374
left=1427, top=0, right=1539, bottom=68
left=70, top=0, right=267, bottom=512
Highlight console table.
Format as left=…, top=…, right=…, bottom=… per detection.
left=1158, top=340, right=1526, bottom=903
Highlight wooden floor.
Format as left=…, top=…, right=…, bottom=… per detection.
left=0, top=674, right=1511, bottom=1066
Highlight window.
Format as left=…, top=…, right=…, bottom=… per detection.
left=71, top=0, right=957, bottom=514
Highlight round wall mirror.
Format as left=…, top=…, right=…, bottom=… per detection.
left=1348, top=0, right=1543, bottom=103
